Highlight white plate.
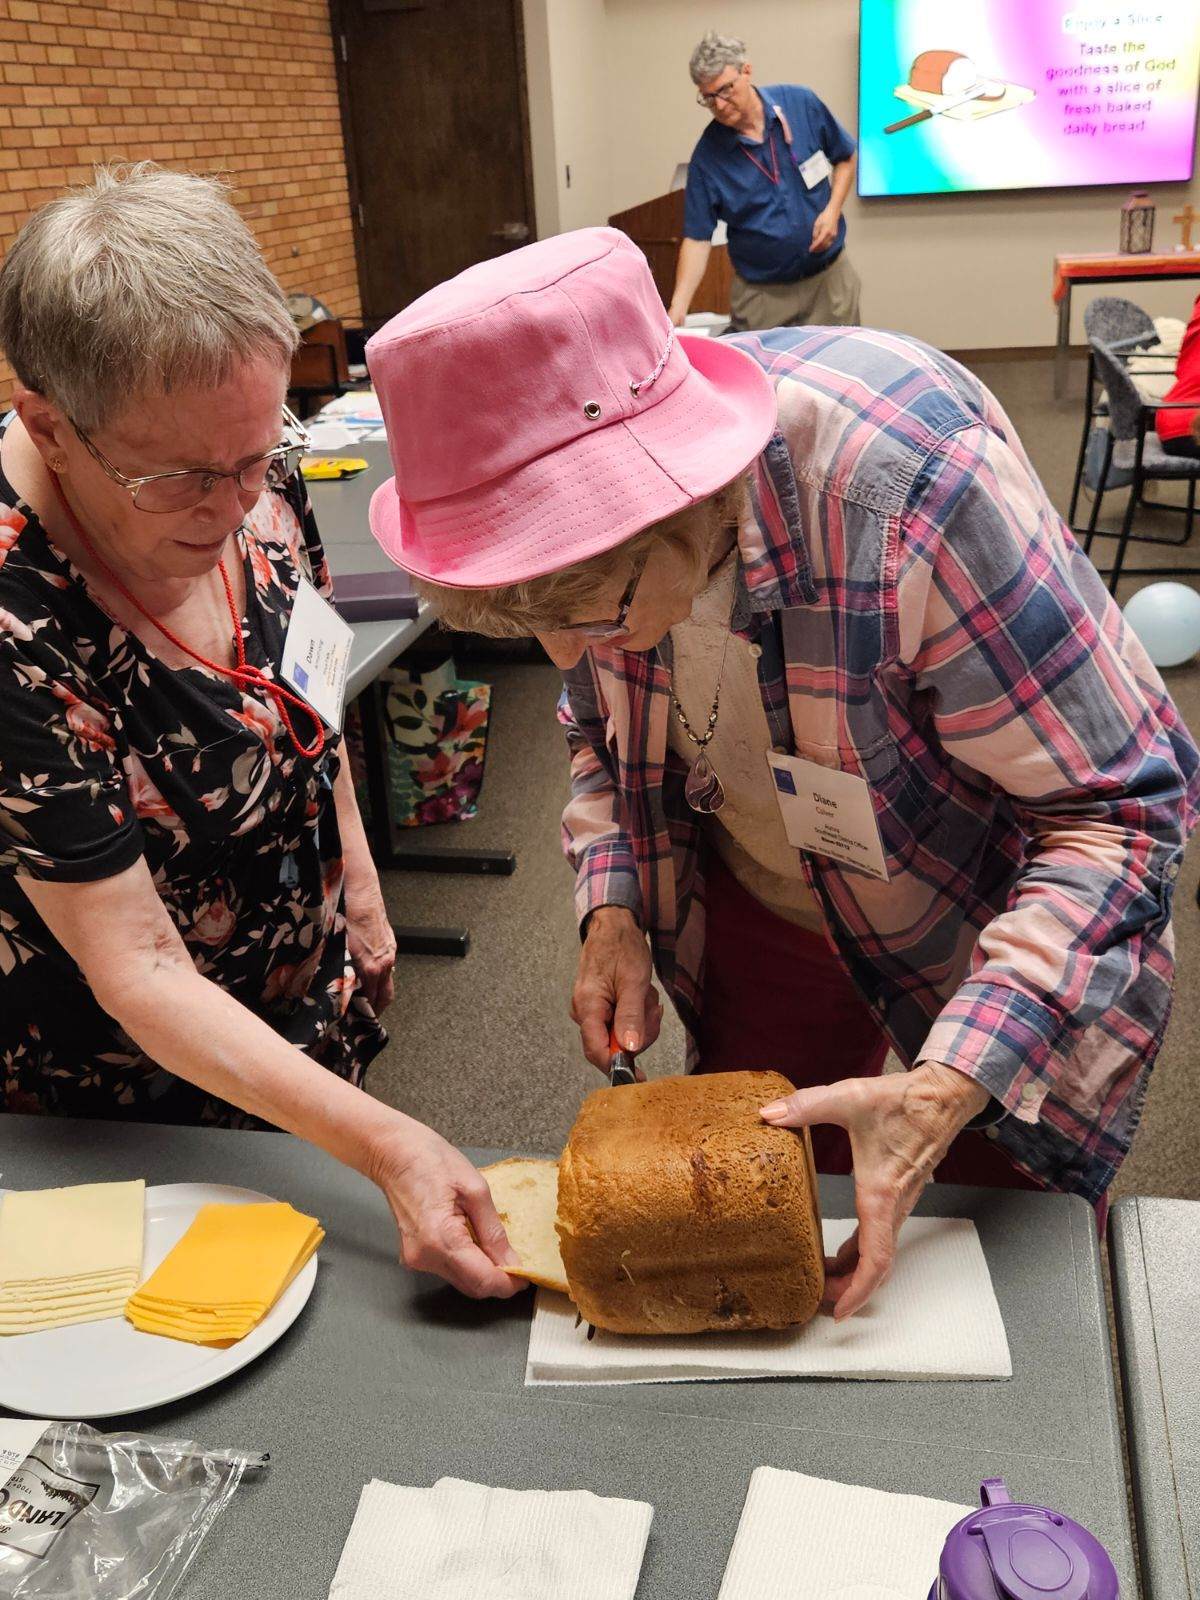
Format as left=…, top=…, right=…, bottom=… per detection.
left=0, top=1182, right=319, bottom=1420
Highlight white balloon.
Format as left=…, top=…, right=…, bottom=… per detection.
left=1122, top=582, right=1200, bottom=669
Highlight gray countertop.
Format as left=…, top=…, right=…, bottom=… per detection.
left=1109, top=1195, right=1200, bottom=1598
left=0, top=1115, right=1136, bottom=1597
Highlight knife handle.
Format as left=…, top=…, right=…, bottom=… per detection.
left=607, top=1026, right=640, bottom=1087
left=884, top=107, right=932, bottom=134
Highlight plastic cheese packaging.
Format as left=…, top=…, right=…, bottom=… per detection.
left=0, top=1418, right=265, bottom=1598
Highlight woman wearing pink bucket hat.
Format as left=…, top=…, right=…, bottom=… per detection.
left=367, top=228, right=1197, bottom=1316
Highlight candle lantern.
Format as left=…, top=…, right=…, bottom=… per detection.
left=1120, top=191, right=1155, bottom=254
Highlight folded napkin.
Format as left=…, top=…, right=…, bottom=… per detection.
left=328, top=1475, right=653, bottom=1600
left=0, top=1180, right=144, bottom=1335
left=125, top=1201, right=322, bottom=1346
left=718, top=1466, right=969, bottom=1599
left=527, top=1215, right=1011, bottom=1384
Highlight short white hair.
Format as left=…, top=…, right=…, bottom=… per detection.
left=689, top=30, right=747, bottom=86
left=0, top=162, right=298, bottom=432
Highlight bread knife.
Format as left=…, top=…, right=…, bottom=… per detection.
left=607, top=1026, right=639, bottom=1087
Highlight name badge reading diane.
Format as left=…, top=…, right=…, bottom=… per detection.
left=799, top=149, right=833, bottom=189
left=766, top=749, right=890, bottom=882
left=281, top=576, right=354, bottom=733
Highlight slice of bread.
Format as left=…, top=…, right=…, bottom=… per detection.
left=481, top=1158, right=569, bottom=1295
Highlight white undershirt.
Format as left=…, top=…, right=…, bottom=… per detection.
left=665, top=552, right=824, bottom=932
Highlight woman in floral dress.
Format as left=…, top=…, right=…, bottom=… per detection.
left=0, top=163, right=518, bottom=1300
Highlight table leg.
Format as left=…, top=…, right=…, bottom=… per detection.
left=393, top=927, right=471, bottom=958
left=1054, top=286, right=1072, bottom=399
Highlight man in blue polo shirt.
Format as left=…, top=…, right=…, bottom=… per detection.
left=668, top=31, right=860, bottom=333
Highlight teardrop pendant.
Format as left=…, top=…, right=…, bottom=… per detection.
left=684, top=750, right=726, bottom=814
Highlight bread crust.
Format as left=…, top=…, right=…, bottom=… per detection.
left=557, top=1072, right=824, bottom=1336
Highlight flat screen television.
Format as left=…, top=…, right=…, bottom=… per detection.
left=858, top=0, right=1200, bottom=197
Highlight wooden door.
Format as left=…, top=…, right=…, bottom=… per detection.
left=331, top=0, right=536, bottom=329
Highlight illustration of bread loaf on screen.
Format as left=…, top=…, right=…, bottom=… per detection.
left=885, top=48, right=1032, bottom=135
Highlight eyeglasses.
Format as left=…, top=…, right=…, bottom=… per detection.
left=557, top=554, right=648, bottom=643
left=696, top=73, right=742, bottom=109
left=71, top=406, right=312, bottom=513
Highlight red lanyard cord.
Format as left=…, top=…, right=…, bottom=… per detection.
left=741, top=124, right=781, bottom=186
left=50, top=474, right=325, bottom=760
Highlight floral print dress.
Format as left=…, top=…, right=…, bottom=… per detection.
left=0, top=420, right=386, bottom=1125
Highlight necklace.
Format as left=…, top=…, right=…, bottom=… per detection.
left=49, top=474, right=325, bottom=759
left=667, top=561, right=738, bottom=815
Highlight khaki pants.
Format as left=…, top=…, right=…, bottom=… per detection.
left=728, top=250, right=862, bottom=332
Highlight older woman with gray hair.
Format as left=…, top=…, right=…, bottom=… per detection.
left=0, top=164, right=520, bottom=1300
left=367, top=228, right=1196, bottom=1316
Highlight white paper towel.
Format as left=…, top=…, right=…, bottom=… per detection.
left=328, top=1475, right=653, bottom=1600
left=718, top=1467, right=969, bottom=1599
left=526, top=1215, right=1010, bottom=1385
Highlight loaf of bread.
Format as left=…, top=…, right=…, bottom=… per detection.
left=909, top=48, right=967, bottom=95
left=556, top=1071, right=824, bottom=1336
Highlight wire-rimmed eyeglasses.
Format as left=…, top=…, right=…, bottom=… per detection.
left=71, top=405, right=312, bottom=513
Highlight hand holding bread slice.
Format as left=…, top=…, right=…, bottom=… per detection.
left=478, top=1157, right=569, bottom=1295
left=482, top=1071, right=823, bottom=1336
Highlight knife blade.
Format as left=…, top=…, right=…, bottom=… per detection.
left=883, top=78, right=995, bottom=135
left=607, top=1026, right=639, bottom=1087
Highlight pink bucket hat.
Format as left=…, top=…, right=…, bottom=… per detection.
left=365, top=227, right=777, bottom=588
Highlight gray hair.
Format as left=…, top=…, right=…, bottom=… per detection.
left=0, top=162, right=298, bottom=432
left=689, top=30, right=747, bottom=86
left=415, top=474, right=750, bottom=639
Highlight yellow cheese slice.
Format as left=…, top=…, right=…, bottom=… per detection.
left=125, top=1201, right=322, bottom=1346
left=127, top=1314, right=258, bottom=1346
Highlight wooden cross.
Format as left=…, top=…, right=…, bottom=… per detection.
left=1175, top=202, right=1198, bottom=252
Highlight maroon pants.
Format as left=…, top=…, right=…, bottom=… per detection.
left=696, top=851, right=1044, bottom=1194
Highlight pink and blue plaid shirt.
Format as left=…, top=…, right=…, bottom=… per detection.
left=558, top=326, right=1199, bottom=1201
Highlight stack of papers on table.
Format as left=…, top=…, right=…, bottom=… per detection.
left=718, top=1467, right=969, bottom=1598
left=0, top=1180, right=145, bottom=1334
left=329, top=1476, right=653, bottom=1600
left=126, top=1201, right=322, bottom=1346
left=314, top=390, right=388, bottom=443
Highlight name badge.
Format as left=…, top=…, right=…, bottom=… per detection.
left=799, top=149, right=833, bottom=189
left=281, top=576, right=354, bottom=732
left=766, top=750, right=890, bottom=882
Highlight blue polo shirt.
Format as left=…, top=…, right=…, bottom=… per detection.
left=683, top=84, right=855, bottom=284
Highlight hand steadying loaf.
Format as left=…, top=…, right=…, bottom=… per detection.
left=760, top=1067, right=989, bottom=1320
left=574, top=905, right=988, bottom=1321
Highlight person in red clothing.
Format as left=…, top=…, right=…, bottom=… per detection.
left=1157, top=291, right=1200, bottom=459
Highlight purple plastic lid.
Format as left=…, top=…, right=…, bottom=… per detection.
left=932, top=1479, right=1120, bottom=1600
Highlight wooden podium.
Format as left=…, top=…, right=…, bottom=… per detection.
left=608, top=190, right=731, bottom=314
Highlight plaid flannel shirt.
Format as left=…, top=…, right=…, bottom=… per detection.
left=558, top=326, right=1199, bottom=1201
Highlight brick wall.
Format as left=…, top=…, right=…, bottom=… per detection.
left=0, top=0, right=360, bottom=408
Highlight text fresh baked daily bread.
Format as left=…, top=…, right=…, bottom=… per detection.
left=480, top=1159, right=569, bottom=1294
left=557, top=1072, right=824, bottom=1336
